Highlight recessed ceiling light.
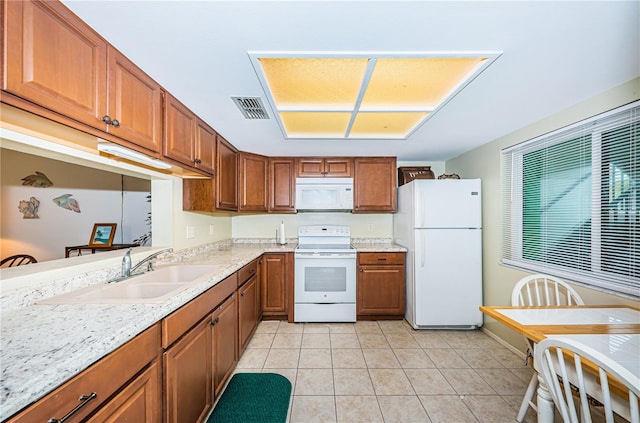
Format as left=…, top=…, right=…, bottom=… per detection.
left=249, top=52, right=501, bottom=140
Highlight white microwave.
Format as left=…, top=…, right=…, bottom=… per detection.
left=295, top=178, right=354, bottom=211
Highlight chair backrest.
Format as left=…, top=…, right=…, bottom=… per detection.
left=511, top=274, right=584, bottom=306
left=0, top=254, right=38, bottom=268
left=535, top=336, right=640, bottom=423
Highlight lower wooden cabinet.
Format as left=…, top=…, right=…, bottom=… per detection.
left=238, top=273, right=259, bottom=353
left=86, top=361, right=161, bottom=423
left=261, top=252, right=294, bottom=321
left=6, top=324, right=160, bottom=423
left=163, top=317, right=213, bottom=423
left=357, top=252, right=406, bottom=319
left=212, top=293, right=238, bottom=397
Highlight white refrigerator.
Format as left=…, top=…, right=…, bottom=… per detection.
left=393, top=179, right=483, bottom=329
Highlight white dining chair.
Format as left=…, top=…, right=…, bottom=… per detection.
left=535, top=336, right=640, bottom=423
left=511, top=274, right=585, bottom=422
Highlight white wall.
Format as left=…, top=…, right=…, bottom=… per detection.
left=445, top=78, right=640, bottom=351
left=1, top=149, right=150, bottom=261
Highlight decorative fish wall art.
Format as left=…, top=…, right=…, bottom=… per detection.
left=18, top=197, right=40, bottom=218
left=21, top=171, right=53, bottom=187
left=52, top=194, right=81, bottom=213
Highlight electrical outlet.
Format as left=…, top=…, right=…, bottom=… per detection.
left=186, top=225, right=195, bottom=239
left=367, top=224, right=374, bottom=232
left=209, top=224, right=215, bottom=236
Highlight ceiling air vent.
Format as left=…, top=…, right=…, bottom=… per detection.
left=232, top=97, right=269, bottom=119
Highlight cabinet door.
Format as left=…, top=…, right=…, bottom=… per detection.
left=164, top=94, right=196, bottom=166
left=324, top=158, right=353, bottom=177
left=261, top=253, right=289, bottom=316
left=296, top=158, right=325, bottom=177
left=269, top=157, right=296, bottom=212
left=86, top=362, right=161, bottom=423
left=195, top=118, right=216, bottom=174
left=106, top=46, right=162, bottom=153
left=216, top=135, right=238, bottom=211
left=238, top=152, right=268, bottom=212
left=5, top=0, right=107, bottom=129
left=357, top=265, right=406, bottom=316
left=238, top=275, right=259, bottom=353
left=353, top=157, right=397, bottom=212
left=212, top=293, right=238, bottom=397
left=163, top=318, right=212, bottom=423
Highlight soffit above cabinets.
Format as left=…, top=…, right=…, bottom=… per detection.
left=249, top=52, right=501, bottom=140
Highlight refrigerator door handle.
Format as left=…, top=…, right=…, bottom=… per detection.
left=417, top=187, right=424, bottom=228
left=420, top=230, right=425, bottom=268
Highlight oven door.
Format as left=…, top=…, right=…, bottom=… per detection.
left=294, top=252, right=356, bottom=303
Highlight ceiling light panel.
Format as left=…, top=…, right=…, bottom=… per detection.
left=258, top=58, right=368, bottom=107
left=350, top=112, right=429, bottom=138
left=280, top=112, right=351, bottom=137
left=250, top=52, right=501, bottom=140
left=361, top=57, right=486, bottom=108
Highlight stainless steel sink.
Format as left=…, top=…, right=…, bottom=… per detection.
left=37, top=265, right=223, bottom=304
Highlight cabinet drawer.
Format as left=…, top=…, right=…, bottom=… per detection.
left=162, top=273, right=237, bottom=349
left=237, top=259, right=258, bottom=287
left=7, top=324, right=160, bottom=423
left=358, top=252, right=405, bottom=266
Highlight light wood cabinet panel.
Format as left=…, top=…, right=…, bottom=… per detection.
left=164, top=93, right=196, bottom=166
left=182, top=178, right=215, bottom=212
left=296, top=157, right=353, bottom=177
left=238, top=151, right=268, bottom=212
left=211, top=293, right=238, bottom=397
left=106, top=46, right=162, bottom=153
left=269, top=157, right=296, bottom=212
left=261, top=252, right=294, bottom=321
left=6, top=324, right=160, bottom=423
left=357, top=252, right=406, bottom=319
left=238, top=274, right=259, bottom=354
left=4, top=1, right=163, bottom=154
left=4, top=0, right=107, bottom=129
left=353, top=157, right=397, bottom=212
left=163, top=318, right=212, bottom=423
left=195, top=118, right=216, bottom=174
left=86, top=361, right=161, bottom=423
left=216, top=135, right=238, bottom=211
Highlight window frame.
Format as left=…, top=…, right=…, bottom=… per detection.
left=501, top=101, right=639, bottom=299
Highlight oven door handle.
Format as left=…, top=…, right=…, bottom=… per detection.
left=295, top=253, right=356, bottom=259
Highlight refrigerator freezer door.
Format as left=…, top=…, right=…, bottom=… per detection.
left=413, top=179, right=481, bottom=229
left=414, top=228, right=482, bottom=327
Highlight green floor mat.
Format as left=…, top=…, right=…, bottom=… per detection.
left=207, top=373, right=292, bottom=423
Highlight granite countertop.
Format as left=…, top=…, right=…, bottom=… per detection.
left=0, top=240, right=403, bottom=420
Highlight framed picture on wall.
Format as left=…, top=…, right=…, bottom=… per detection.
left=89, top=223, right=117, bottom=247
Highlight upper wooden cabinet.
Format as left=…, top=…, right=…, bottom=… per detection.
left=164, top=93, right=215, bottom=175
left=164, top=94, right=196, bottom=165
left=353, top=157, right=398, bottom=213
left=216, top=135, right=239, bottom=211
left=195, top=118, right=216, bottom=174
left=296, top=157, right=353, bottom=177
left=4, top=0, right=162, bottom=153
left=269, top=157, right=296, bottom=213
left=238, top=152, right=268, bottom=212
left=107, top=46, right=163, bottom=153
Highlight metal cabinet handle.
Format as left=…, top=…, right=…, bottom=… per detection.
left=101, top=116, right=120, bottom=127
left=249, top=268, right=255, bottom=274
left=47, top=392, right=97, bottom=423
left=194, top=158, right=202, bottom=164
left=211, top=317, right=220, bottom=326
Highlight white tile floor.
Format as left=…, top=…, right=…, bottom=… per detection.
left=233, top=320, right=541, bottom=423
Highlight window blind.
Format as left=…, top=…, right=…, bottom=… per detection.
left=501, top=101, right=639, bottom=298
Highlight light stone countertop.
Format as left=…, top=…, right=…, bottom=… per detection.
left=0, top=240, right=403, bottom=420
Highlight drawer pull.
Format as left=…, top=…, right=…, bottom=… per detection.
left=249, top=268, right=255, bottom=274
left=377, top=258, right=387, bottom=261
left=48, top=392, right=97, bottom=423
left=211, top=317, right=220, bottom=326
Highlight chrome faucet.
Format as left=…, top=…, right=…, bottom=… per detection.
left=120, top=248, right=174, bottom=279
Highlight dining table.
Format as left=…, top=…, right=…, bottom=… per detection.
left=479, top=305, right=640, bottom=423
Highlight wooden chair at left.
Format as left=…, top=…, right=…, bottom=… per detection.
left=0, top=254, right=38, bottom=268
